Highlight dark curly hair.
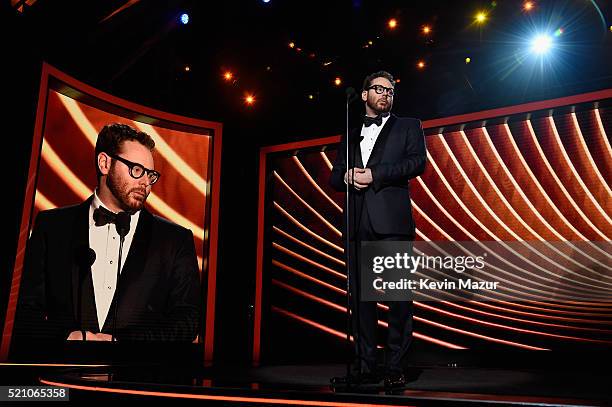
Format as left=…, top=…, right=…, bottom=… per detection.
left=362, top=70, right=395, bottom=91
left=94, top=123, right=155, bottom=180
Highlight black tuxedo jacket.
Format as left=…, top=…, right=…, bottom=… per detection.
left=330, top=114, right=427, bottom=237
left=13, top=196, right=201, bottom=343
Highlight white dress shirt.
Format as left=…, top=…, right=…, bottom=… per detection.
left=88, top=190, right=140, bottom=331
left=360, top=113, right=390, bottom=166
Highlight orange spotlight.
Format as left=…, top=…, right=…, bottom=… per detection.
left=417, top=60, right=426, bottom=69
left=475, top=12, right=487, bottom=23
left=245, top=94, right=255, bottom=105
left=289, top=42, right=295, bottom=48
left=334, top=77, right=342, bottom=86
left=422, top=25, right=431, bottom=34
left=223, top=71, right=233, bottom=81
left=523, top=1, right=534, bottom=11
left=388, top=18, right=398, bottom=29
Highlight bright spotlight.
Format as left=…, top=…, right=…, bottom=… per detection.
left=531, top=34, right=552, bottom=54
left=180, top=13, right=189, bottom=25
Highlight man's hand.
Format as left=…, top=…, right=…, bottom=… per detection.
left=344, top=168, right=369, bottom=190
left=67, top=330, right=114, bottom=341
left=353, top=168, right=373, bottom=186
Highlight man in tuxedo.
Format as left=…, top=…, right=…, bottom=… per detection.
left=330, top=71, right=426, bottom=387
left=13, top=123, right=201, bottom=349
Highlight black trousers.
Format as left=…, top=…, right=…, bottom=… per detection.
left=347, top=199, right=414, bottom=374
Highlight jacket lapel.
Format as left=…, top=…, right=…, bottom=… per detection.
left=349, top=127, right=364, bottom=168
left=70, top=196, right=99, bottom=331
left=102, top=207, right=153, bottom=332
left=366, top=114, right=396, bottom=167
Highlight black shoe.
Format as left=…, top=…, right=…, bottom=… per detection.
left=331, top=370, right=380, bottom=384
left=358, top=371, right=381, bottom=385
left=384, top=372, right=406, bottom=389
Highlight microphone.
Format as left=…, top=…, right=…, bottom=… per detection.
left=75, top=246, right=96, bottom=269
left=115, top=212, right=131, bottom=238
left=346, top=87, right=358, bottom=104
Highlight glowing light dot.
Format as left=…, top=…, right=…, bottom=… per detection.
left=308, top=94, right=314, bottom=100
left=554, top=27, right=564, bottom=36
left=180, top=13, right=189, bottom=25
left=531, top=34, right=552, bottom=54
left=417, top=61, right=426, bottom=69
left=475, top=12, right=487, bottom=23
left=368, top=40, right=373, bottom=45
left=289, top=42, right=295, bottom=48
left=223, top=71, right=233, bottom=81
left=388, top=18, right=398, bottom=29
left=465, top=57, right=471, bottom=64
left=334, top=77, right=342, bottom=86
left=184, top=66, right=190, bottom=72
left=395, top=79, right=401, bottom=83
left=245, top=95, right=255, bottom=105
left=422, top=25, right=431, bottom=34
left=523, top=1, right=534, bottom=11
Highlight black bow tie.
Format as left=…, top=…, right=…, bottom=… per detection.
left=93, top=206, right=118, bottom=227
left=363, top=115, right=383, bottom=127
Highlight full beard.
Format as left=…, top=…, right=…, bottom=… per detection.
left=106, top=170, right=147, bottom=213
left=367, top=96, right=392, bottom=115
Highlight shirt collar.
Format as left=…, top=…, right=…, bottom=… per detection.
left=362, top=112, right=391, bottom=130
left=89, top=189, right=141, bottom=229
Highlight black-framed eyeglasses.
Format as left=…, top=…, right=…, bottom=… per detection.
left=107, top=153, right=161, bottom=185
left=366, top=84, right=395, bottom=96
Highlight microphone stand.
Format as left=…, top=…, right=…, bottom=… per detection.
left=111, top=212, right=131, bottom=345
left=344, top=91, right=353, bottom=383
left=344, top=89, right=363, bottom=386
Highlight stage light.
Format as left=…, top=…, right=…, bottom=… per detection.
left=368, top=40, right=373, bottom=45
left=465, top=57, right=471, bottom=64
left=475, top=12, right=487, bottom=24
left=184, top=65, right=191, bottom=72
left=179, top=13, right=189, bottom=25
left=530, top=34, right=552, bottom=54
left=422, top=25, right=431, bottom=34
left=388, top=18, right=398, bottom=29
left=262, top=0, right=271, bottom=3
left=288, top=42, right=295, bottom=48
left=554, top=27, right=564, bottom=36
left=223, top=71, right=233, bottom=81
left=523, top=1, right=534, bottom=11
left=417, top=60, right=426, bottom=69
left=245, top=94, right=255, bottom=105
left=395, top=78, right=401, bottom=83
left=334, top=77, right=342, bottom=86
left=307, top=94, right=314, bottom=100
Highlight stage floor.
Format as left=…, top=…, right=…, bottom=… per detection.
left=19, top=363, right=609, bottom=406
